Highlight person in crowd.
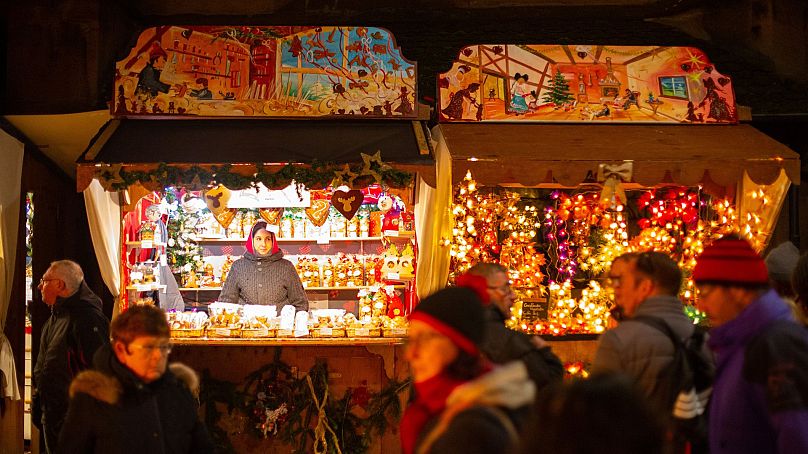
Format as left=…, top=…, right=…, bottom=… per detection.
left=461, top=263, right=563, bottom=391
left=764, top=240, right=800, bottom=300
left=400, top=286, right=535, bottom=454
left=592, top=251, right=713, bottom=453
left=791, top=252, right=808, bottom=322
left=519, top=372, right=664, bottom=454
left=218, top=220, right=308, bottom=310
left=58, top=304, right=214, bottom=453
left=32, top=260, right=109, bottom=454
left=693, top=235, right=808, bottom=454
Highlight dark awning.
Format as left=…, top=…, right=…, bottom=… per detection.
left=77, top=119, right=434, bottom=190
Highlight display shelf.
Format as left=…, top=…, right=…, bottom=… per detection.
left=192, top=236, right=383, bottom=243
left=172, top=337, right=405, bottom=346
left=179, top=284, right=405, bottom=291
left=381, top=231, right=415, bottom=239
left=126, top=284, right=167, bottom=291
left=126, top=240, right=167, bottom=248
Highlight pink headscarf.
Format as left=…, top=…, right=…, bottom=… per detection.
left=245, top=221, right=280, bottom=256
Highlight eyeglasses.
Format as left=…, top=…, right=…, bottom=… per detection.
left=404, top=332, right=445, bottom=349
left=128, top=343, right=173, bottom=355
left=38, top=278, right=60, bottom=286
left=487, top=282, right=513, bottom=293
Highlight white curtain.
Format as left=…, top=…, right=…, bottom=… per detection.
left=414, top=125, right=454, bottom=299
left=83, top=179, right=122, bottom=317
left=0, top=130, right=23, bottom=400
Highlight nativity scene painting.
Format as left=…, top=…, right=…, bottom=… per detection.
left=437, top=45, right=737, bottom=124
left=114, top=26, right=417, bottom=118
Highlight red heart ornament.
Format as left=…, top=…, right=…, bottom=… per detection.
left=331, top=190, right=364, bottom=220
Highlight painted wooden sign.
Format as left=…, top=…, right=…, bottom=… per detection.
left=114, top=26, right=417, bottom=118
left=437, top=45, right=736, bottom=124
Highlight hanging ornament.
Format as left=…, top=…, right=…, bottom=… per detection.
left=305, top=200, right=331, bottom=226
left=359, top=150, right=391, bottom=184
left=377, top=195, right=394, bottom=213
left=259, top=208, right=284, bottom=227
left=205, top=184, right=236, bottom=228
left=331, top=189, right=364, bottom=220
left=331, top=164, right=358, bottom=188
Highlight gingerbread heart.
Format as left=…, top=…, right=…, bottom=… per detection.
left=305, top=199, right=330, bottom=226
left=331, top=189, right=364, bottom=220
left=259, top=208, right=284, bottom=226
left=214, top=209, right=237, bottom=229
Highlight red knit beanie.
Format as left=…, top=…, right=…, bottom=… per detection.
left=692, top=236, right=769, bottom=285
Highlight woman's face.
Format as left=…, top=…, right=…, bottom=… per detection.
left=253, top=228, right=274, bottom=255
left=404, top=320, right=459, bottom=383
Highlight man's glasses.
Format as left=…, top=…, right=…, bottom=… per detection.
left=38, top=278, right=60, bottom=286
left=487, top=282, right=513, bottom=293
left=128, top=343, right=173, bottom=355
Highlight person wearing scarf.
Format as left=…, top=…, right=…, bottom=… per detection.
left=400, top=278, right=535, bottom=454
left=217, top=220, right=308, bottom=311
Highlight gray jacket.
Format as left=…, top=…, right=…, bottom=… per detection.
left=217, top=250, right=308, bottom=311
left=591, top=295, right=712, bottom=412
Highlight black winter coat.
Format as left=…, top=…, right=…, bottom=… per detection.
left=481, top=306, right=564, bottom=390
left=32, top=281, right=109, bottom=426
left=57, top=344, right=214, bottom=454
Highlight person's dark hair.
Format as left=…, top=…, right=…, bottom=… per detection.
left=519, top=373, right=664, bottom=454
left=111, top=305, right=170, bottom=346
left=793, top=252, right=808, bottom=312
left=614, top=251, right=682, bottom=295
left=444, top=349, right=486, bottom=381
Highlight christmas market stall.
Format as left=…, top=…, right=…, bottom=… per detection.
left=429, top=44, right=800, bottom=372
left=77, top=25, right=434, bottom=453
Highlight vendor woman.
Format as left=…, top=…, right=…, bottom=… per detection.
left=218, top=220, right=308, bottom=311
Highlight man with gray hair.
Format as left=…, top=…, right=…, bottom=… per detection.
left=33, top=260, right=109, bottom=453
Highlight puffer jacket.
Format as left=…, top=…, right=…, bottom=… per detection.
left=57, top=344, right=213, bottom=454
left=591, top=295, right=714, bottom=413
left=33, top=281, right=109, bottom=428
left=415, top=362, right=536, bottom=454
left=218, top=250, right=308, bottom=311
left=707, top=289, right=808, bottom=454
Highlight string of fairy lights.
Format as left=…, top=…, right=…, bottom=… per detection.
left=444, top=171, right=773, bottom=336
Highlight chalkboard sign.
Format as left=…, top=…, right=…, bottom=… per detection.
left=521, top=297, right=550, bottom=321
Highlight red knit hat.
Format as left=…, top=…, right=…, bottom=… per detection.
left=409, top=287, right=484, bottom=356
left=692, top=236, right=769, bottom=285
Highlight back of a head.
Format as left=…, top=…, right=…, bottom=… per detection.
left=522, top=373, right=663, bottom=454
left=49, top=260, right=84, bottom=293
left=111, top=305, right=170, bottom=345
left=633, top=251, right=682, bottom=296
left=765, top=241, right=800, bottom=297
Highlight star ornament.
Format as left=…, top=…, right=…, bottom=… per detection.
left=332, top=164, right=358, bottom=188
left=359, top=150, right=391, bottom=184
left=688, top=71, right=704, bottom=83
left=686, top=49, right=706, bottom=70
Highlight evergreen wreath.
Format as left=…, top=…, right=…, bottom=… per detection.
left=199, top=349, right=411, bottom=454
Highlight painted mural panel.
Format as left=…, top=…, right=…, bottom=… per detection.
left=438, top=45, right=737, bottom=124
left=114, top=26, right=417, bottom=118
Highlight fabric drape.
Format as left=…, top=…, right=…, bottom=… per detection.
left=83, top=179, right=122, bottom=317
left=414, top=126, right=454, bottom=299
left=738, top=169, right=790, bottom=252
left=0, top=129, right=24, bottom=399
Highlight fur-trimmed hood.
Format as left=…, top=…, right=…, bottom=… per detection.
left=69, top=363, right=199, bottom=405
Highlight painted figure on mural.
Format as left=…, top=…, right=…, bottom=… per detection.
left=699, top=77, right=733, bottom=122
left=394, top=86, right=414, bottom=115
left=190, top=78, right=213, bottom=100
left=136, top=43, right=172, bottom=98
left=509, top=73, right=530, bottom=115
left=441, top=82, right=481, bottom=120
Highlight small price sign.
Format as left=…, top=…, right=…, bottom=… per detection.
left=521, top=297, right=550, bottom=322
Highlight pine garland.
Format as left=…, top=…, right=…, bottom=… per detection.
left=97, top=161, right=413, bottom=192
left=199, top=351, right=411, bottom=453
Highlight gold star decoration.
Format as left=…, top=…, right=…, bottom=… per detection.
left=688, top=71, right=704, bottom=83
left=686, top=49, right=706, bottom=70
left=97, top=164, right=125, bottom=190
left=359, top=150, right=391, bottom=184
left=332, top=164, right=358, bottom=188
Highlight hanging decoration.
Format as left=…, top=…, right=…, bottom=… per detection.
left=259, top=208, right=284, bottom=227
left=331, top=189, right=364, bottom=220
left=92, top=161, right=413, bottom=193
left=199, top=353, right=411, bottom=454
left=597, top=162, right=632, bottom=208
left=305, top=199, right=331, bottom=227
left=205, top=184, right=237, bottom=229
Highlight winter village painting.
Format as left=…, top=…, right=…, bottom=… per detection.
left=113, top=26, right=417, bottom=118
left=437, top=45, right=737, bottom=124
